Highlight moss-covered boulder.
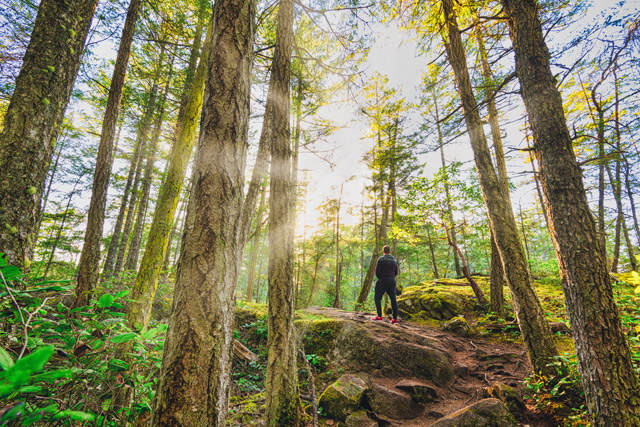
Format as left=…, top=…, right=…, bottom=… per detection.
left=333, top=321, right=455, bottom=386
left=365, top=383, right=423, bottom=420
left=430, top=398, right=518, bottom=427
left=442, top=316, right=473, bottom=337
left=397, top=286, right=465, bottom=320
left=318, top=373, right=372, bottom=421
left=296, top=318, right=344, bottom=355
left=345, top=410, right=377, bottom=427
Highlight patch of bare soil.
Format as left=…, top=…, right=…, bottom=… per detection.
left=303, top=307, right=554, bottom=427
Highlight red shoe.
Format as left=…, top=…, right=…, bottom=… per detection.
left=372, top=316, right=383, bottom=321
left=391, top=319, right=399, bottom=324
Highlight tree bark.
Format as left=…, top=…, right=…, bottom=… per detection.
left=73, top=0, right=143, bottom=306
left=265, top=0, right=300, bottom=424
left=501, top=0, right=640, bottom=424
left=150, top=0, right=255, bottom=424
left=0, top=0, right=98, bottom=270
left=426, top=223, right=439, bottom=279
left=441, top=0, right=558, bottom=376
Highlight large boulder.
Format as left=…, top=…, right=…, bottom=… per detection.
left=365, top=383, right=423, bottom=420
left=397, top=286, right=465, bottom=320
left=318, top=373, right=372, bottom=421
left=430, top=398, right=518, bottom=427
left=332, top=321, right=455, bottom=386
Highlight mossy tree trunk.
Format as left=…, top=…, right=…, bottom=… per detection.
left=128, top=15, right=213, bottom=328
left=265, top=0, right=300, bottom=424
left=441, top=0, right=558, bottom=377
left=0, top=0, right=98, bottom=270
left=73, top=0, right=143, bottom=306
left=501, top=0, right=640, bottom=424
left=150, top=0, right=256, bottom=424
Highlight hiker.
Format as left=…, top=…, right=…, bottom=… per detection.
left=372, top=245, right=399, bottom=324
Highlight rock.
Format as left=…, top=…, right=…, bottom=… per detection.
left=345, top=410, right=377, bottom=427
left=365, top=383, right=423, bottom=420
left=482, top=383, right=526, bottom=419
left=332, top=321, right=455, bottom=386
left=430, top=398, right=518, bottom=427
left=397, top=286, right=465, bottom=320
left=318, top=373, right=371, bottom=421
left=395, top=380, right=438, bottom=403
left=442, top=316, right=473, bottom=337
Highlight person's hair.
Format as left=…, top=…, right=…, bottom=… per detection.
left=383, top=245, right=391, bottom=254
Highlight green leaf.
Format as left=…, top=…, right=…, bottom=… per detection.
left=110, top=333, right=137, bottom=344
left=18, top=385, right=42, bottom=393
left=0, top=346, right=14, bottom=370
left=115, top=289, right=130, bottom=298
left=97, top=294, right=115, bottom=308
left=53, top=410, right=95, bottom=421
left=32, top=368, right=72, bottom=382
left=10, top=345, right=54, bottom=383
left=141, top=328, right=158, bottom=340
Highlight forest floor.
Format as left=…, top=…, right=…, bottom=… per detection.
left=301, top=306, right=553, bottom=427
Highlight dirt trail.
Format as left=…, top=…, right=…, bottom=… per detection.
left=303, top=307, right=550, bottom=427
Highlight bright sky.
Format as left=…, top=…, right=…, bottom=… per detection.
left=295, top=0, right=640, bottom=238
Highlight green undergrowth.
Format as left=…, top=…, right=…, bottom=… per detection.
left=0, top=261, right=166, bottom=426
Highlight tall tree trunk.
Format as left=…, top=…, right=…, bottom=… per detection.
left=163, top=182, right=189, bottom=271
left=265, top=0, right=300, bottom=424
left=501, top=0, right=640, bottom=424
left=150, top=0, right=255, bottom=424
left=426, top=223, right=439, bottom=279
left=356, top=190, right=390, bottom=306
left=0, top=0, right=98, bottom=270
left=129, top=13, right=212, bottom=327
left=246, top=183, right=267, bottom=302
left=476, top=24, right=507, bottom=311
left=441, top=0, right=558, bottom=376
left=114, top=136, right=146, bottom=274
left=125, top=46, right=172, bottom=273
left=434, top=94, right=462, bottom=277
left=128, top=30, right=210, bottom=328
left=114, top=68, right=163, bottom=276
left=73, top=0, right=143, bottom=306
left=102, top=132, right=143, bottom=277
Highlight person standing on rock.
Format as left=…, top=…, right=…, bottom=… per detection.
left=372, top=245, right=399, bottom=324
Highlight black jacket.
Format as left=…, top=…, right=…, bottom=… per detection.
left=375, top=254, right=398, bottom=279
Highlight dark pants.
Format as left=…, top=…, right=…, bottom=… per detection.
left=374, top=277, right=398, bottom=320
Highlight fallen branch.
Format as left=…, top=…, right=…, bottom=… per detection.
left=233, top=340, right=258, bottom=362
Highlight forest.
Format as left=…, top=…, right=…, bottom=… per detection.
left=1, top=0, right=640, bottom=425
